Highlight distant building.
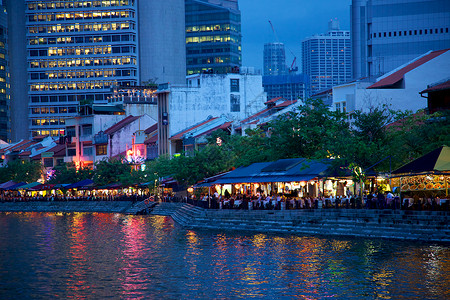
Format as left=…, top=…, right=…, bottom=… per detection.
left=302, top=20, right=352, bottom=95
left=332, top=49, right=450, bottom=114
left=351, top=0, right=450, bottom=79
left=6, top=0, right=185, bottom=141
left=262, top=74, right=308, bottom=101
left=157, top=73, right=266, bottom=156
left=0, top=2, right=9, bottom=142
left=263, top=43, right=287, bottom=76
left=185, top=0, right=241, bottom=75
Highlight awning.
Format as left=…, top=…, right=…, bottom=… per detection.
left=212, top=175, right=316, bottom=184
left=0, top=181, right=17, bottom=190
left=17, top=182, right=41, bottom=190
left=6, top=182, right=28, bottom=190
left=30, top=183, right=56, bottom=191
left=392, top=146, right=450, bottom=175
left=65, top=179, right=94, bottom=189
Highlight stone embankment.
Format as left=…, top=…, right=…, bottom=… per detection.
left=0, top=200, right=155, bottom=214
left=151, top=202, right=450, bottom=243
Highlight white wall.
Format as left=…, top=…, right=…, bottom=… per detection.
left=332, top=51, right=450, bottom=113
left=168, top=74, right=267, bottom=136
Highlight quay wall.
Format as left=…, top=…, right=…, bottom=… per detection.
left=0, top=201, right=136, bottom=214
left=152, top=203, right=450, bottom=243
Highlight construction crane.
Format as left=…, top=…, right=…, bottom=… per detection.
left=268, top=20, right=298, bottom=73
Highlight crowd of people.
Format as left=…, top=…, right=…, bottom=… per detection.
left=183, top=190, right=449, bottom=211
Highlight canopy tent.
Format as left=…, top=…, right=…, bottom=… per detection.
left=30, top=183, right=56, bottom=191
left=17, top=182, right=41, bottom=190
left=64, top=179, right=94, bottom=189
left=5, top=182, right=27, bottom=190
left=391, top=146, right=449, bottom=195
left=0, top=181, right=18, bottom=190
left=392, top=146, right=450, bottom=175
left=209, top=158, right=331, bottom=185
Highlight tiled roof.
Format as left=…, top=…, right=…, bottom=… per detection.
left=0, top=140, right=32, bottom=154
left=420, top=80, right=450, bottom=94
left=193, top=121, right=232, bottom=138
left=104, top=115, right=140, bottom=135
left=240, top=108, right=271, bottom=124
left=368, top=49, right=449, bottom=89
left=264, top=96, right=284, bottom=104
left=311, top=88, right=332, bottom=97
left=170, top=117, right=218, bottom=140
left=144, top=134, right=158, bottom=145
left=144, top=123, right=157, bottom=134
left=274, top=100, right=297, bottom=108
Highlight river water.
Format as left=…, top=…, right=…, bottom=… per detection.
left=0, top=212, right=448, bottom=299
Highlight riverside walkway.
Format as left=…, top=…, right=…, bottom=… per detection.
left=150, top=202, right=450, bottom=243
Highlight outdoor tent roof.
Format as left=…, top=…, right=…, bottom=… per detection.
left=17, top=182, right=41, bottom=190
left=0, top=181, right=17, bottom=190
left=211, top=158, right=331, bottom=184
left=392, top=146, right=450, bottom=175
left=65, top=179, right=94, bottom=189
left=5, top=182, right=27, bottom=190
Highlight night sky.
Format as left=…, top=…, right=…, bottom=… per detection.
left=239, top=0, right=351, bottom=71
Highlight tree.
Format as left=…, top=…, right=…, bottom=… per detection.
left=0, top=160, right=43, bottom=183
left=267, top=98, right=350, bottom=160
left=92, top=159, right=133, bottom=186
left=48, top=163, right=93, bottom=184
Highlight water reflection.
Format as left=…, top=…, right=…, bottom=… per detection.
left=0, top=212, right=448, bottom=299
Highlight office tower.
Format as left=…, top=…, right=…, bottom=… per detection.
left=352, top=0, right=450, bottom=79
left=302, top=20, right=352, bottom=95
left=6, top=0, right=185, bottom=140
left=0, top=1, right=8, bottom=142
left=25, top=0, right=139, bottom=138
left=185, top=0, right=241, bottom=75
left=139, top=0, right=185, bottom=85
left=263, top=42, right=287, bottom=76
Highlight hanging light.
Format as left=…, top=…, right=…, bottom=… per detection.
left=300, top=181, right=306, bottom=187
left=187, top=187, right=194, bottom=193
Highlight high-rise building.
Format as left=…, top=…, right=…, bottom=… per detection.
left=185, top=0, right=241, bottom=75
left=6, top=0, right=185, bottom=140
left=302, top=20, right=352, bottom=95
left=0, top=1, right=9, bottom=142
left=352, top=0, right=450, bottom=79
left=263, top=42, right=287, bottom=76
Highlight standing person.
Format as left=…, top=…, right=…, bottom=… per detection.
left=386, top=191, right=394, bottom=208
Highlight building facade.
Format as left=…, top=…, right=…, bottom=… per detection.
left=302, top=20, right=352, bottom=95
left=263, top=42, right=287, bottom=76
left=351, top=0, right=450, bottom=79
left=0, top=1, right=9, bottom=142
left=332, top=49, right=450, bottom=114
left=262, top=74, right=308, bottom=101
left=157, top=73, right=267, bottom=156
left=6, top=0, right=185, bottom=141
left=185, top=0, right=241, bottom=75
left=25, top=0, right=139, bottom=138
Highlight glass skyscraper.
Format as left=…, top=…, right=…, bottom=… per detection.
left=263, top=42, right=287, bottom=76
left=0, top=1, right=8, bottom=142
left=352, top=0, right=450, bottom=79
left=185, top=0, right=241, bottom=75
left=25, top=0, right=138, bottom=137
left=302, top=20, right=352, bottom=95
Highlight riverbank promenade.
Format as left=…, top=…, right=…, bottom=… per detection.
left=0, top=201, right=448, bottom=243
left=150, top=202, right=450, bottom=243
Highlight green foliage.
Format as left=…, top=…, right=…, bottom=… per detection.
left=48, top=163, right=92, bottom=184
left=0, top=160, right=43, bottom=183
left=92, top=158, right=134, bottom=186
left=267, top=98, right=350, bottom=160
